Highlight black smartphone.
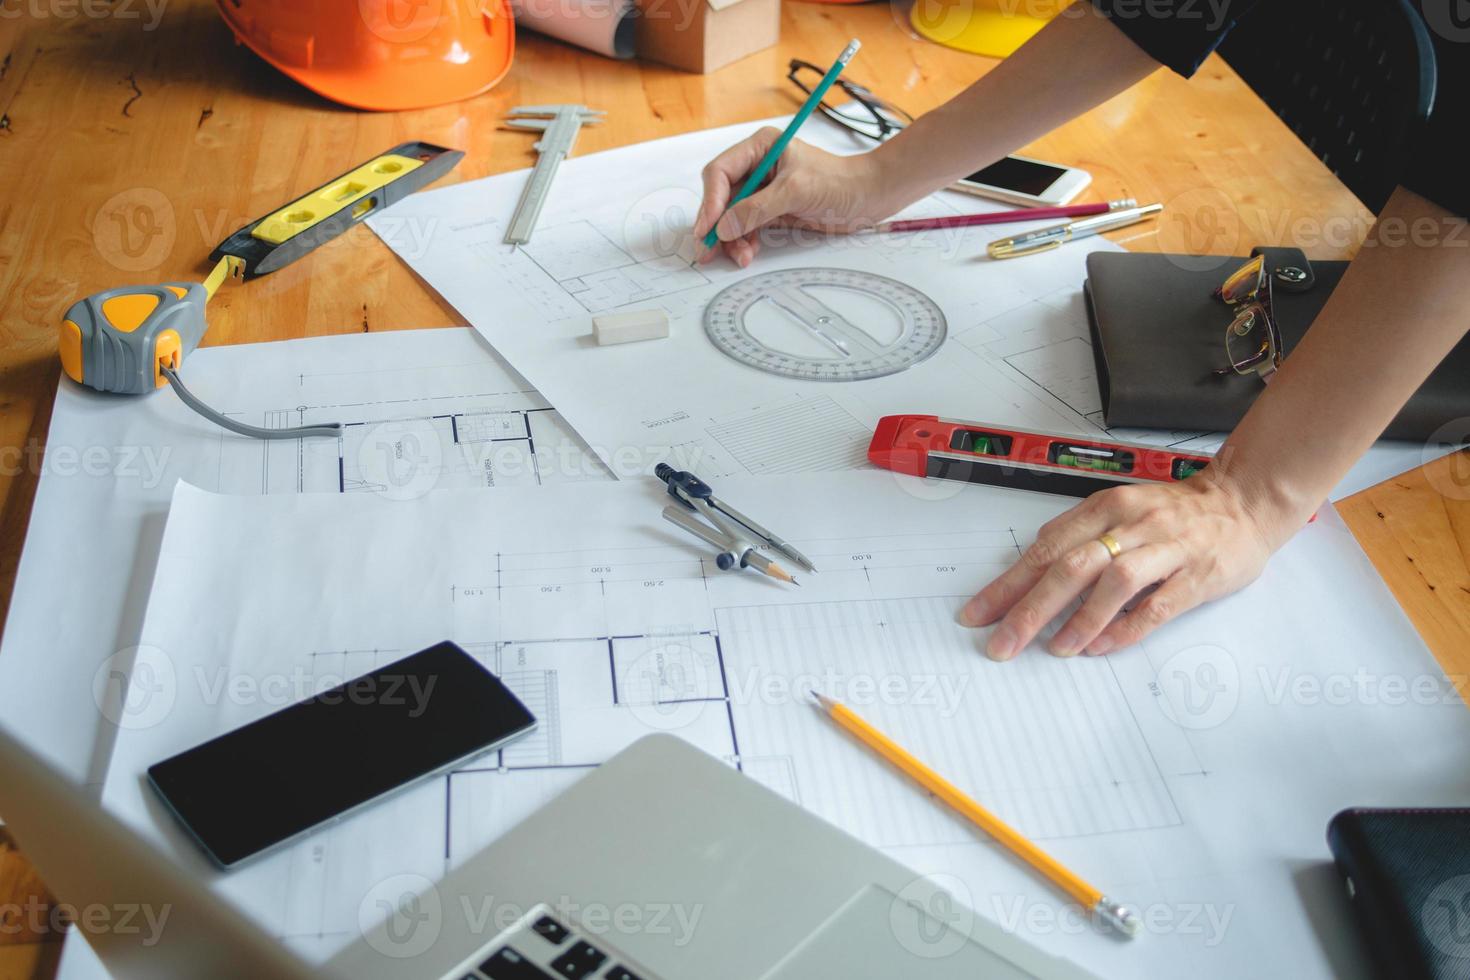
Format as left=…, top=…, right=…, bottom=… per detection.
left=148, top=641, right=535, bottom=868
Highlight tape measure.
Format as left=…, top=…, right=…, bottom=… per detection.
left=60, top=255, right=240, bottom=399
left=868, top=414, right=1213, bottom=498
left=60, top=141, right=462, bottom=438
left=703, top=268, right=947, bottom=381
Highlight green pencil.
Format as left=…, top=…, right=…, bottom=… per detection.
left=702, top=38, right=861, bottom=250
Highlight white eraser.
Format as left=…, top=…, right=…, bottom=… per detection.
left=593, top=309, right=670, bottom=346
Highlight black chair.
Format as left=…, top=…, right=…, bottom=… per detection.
left=1219, top=0, right=1437, bottom=214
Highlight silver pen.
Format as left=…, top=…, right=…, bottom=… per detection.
left=987, top=202, right=1164, bottom=259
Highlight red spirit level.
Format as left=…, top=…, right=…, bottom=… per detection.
left=868, top=415, right=1213, bottom=498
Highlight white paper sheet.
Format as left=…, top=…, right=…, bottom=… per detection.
left=0, top=328, right=607, bottom=788
left=99, top=472, right=1470, bottom=978
left=368, top=118, right=1438, bottom=499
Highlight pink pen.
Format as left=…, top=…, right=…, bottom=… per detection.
left=872, top=198, right=1136, bottom=235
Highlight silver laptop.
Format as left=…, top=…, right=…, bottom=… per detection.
left=0, top=726, right=1094, bottom=979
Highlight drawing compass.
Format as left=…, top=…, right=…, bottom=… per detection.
left=655, top=463, right=816, bottom=585
left=502, top=104, right=605, bottom=245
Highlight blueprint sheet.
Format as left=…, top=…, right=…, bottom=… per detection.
left=369, top=118, right=1438, bottom=498
left=0, top=328, right=606, bottom=790
left=98, top=472, right=1470, bottom=978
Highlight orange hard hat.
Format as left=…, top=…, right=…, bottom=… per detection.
left=215, top=0, right=515, bottom=111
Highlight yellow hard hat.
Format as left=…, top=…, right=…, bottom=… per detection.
left=910, top=0, right=1074, bottom=58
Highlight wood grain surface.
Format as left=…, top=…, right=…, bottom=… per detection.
left=0, top=2, right=1462, bottom=975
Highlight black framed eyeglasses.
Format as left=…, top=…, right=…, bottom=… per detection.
left=786, top=59, right=914, bottom=144
left=1212, top=254, right=1283, bottom=382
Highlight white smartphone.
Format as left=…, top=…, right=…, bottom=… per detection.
left=951, top=154, right=1092, bottom=208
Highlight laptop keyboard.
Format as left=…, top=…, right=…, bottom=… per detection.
left=451, top=905, right=654, bottom=980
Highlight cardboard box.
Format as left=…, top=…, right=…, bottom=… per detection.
left=634, top=0, right=780, bottom=73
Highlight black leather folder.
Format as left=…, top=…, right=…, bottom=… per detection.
left=1328, top=807, right=1470, bottom=979
left=1083, top=247, right=1470, bottom=440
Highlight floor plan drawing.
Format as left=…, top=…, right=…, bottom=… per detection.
left=101, top=471, right=1470, bottom=978
left=469, top=216, right=713, bottom=318
left=515, top=219, right=711, bottom=314
left=366, top=120, right=1217, bottom=485
left=213, top=357, right=605, bottom=496
left=104, top=483, right=1192, bottom=949
left=704, top=395, right=871, bottom=475
left=0, top=327, right=615, bottom=806
left=372, top=119, right=1434, bottom=496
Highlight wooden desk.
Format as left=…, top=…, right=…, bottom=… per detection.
left=1, top=2, right=1467, bottom=975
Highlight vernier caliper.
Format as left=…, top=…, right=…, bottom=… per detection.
left=502, top=104, right=605, bottom=245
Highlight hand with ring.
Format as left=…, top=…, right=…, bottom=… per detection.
left=958, top=473, right=1287, bottom=659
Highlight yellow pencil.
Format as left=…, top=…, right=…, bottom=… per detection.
left=809, top=690, right=1141, bottom=938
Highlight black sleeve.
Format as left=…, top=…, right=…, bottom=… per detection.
left=1089, top=0, right=1466, bottom=219
left=1088, top=0, right=1263, bottom=77
left=1401, top=30, right=1468, bottom=219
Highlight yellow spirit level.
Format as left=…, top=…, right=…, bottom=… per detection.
left=59, top=142, right=461, bottom=438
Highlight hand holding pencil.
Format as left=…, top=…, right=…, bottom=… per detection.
left=694, top=39, right=915, bottom=268
left=694, top=134, right=896, bottom=268
left=691, top=37, right=1135, bottom=268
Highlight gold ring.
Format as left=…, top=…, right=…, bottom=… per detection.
left=1097, top=532, right=1122, bottom=559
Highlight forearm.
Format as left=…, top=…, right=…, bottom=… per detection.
left=1212, top=188, right=1470, bottom=544
left=874, top=10, right=1159, bottom=206
left=962, top=190, right=1469, bottom=659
